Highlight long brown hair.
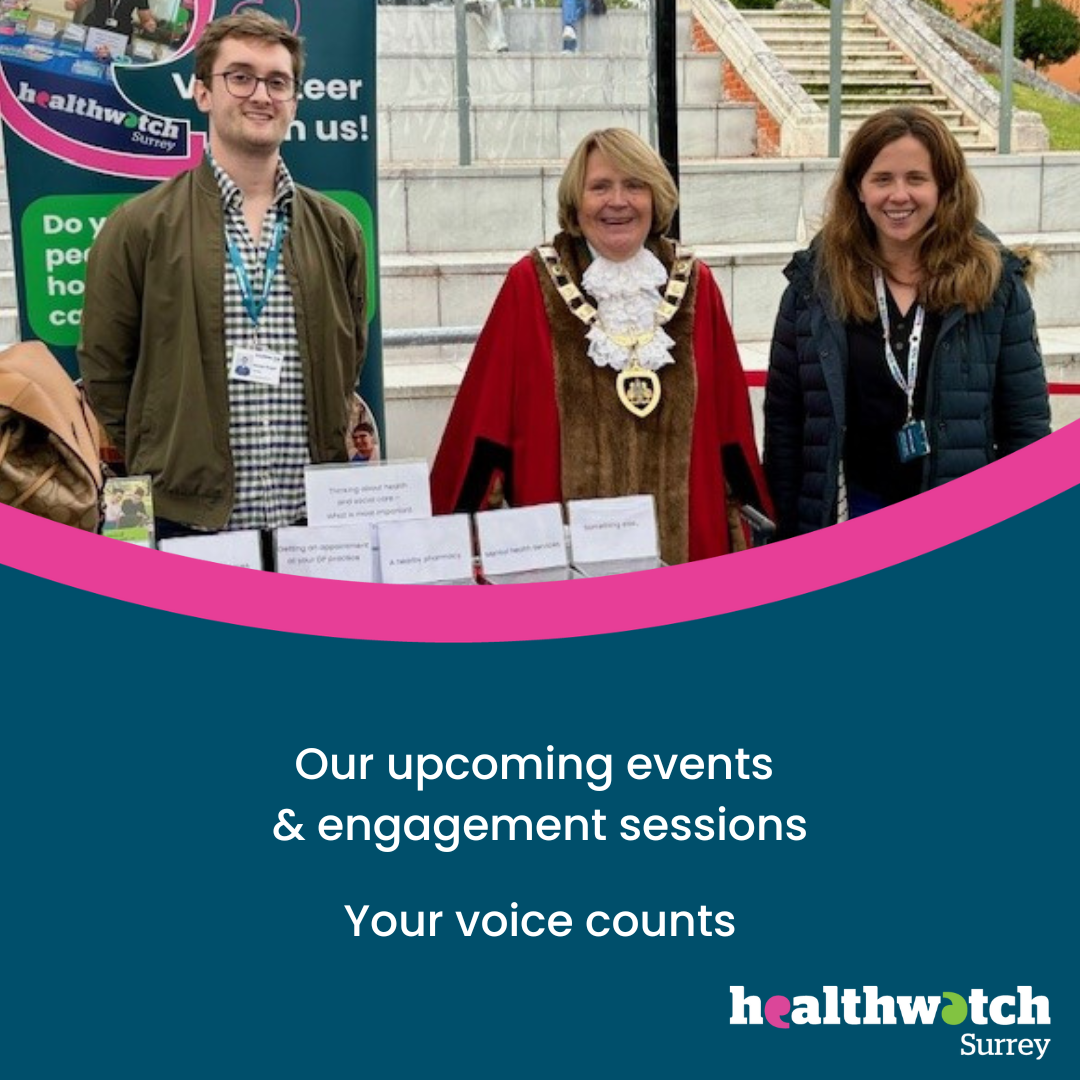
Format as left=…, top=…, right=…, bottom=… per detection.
left=818, top=106, right=1001, bottom=321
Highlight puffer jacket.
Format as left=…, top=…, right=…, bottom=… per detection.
left=764, top=237, right=1050, bottom=539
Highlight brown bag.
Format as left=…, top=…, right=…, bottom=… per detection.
left=0, top=341, right=104, bottom=531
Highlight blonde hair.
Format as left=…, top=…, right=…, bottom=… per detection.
left=557, top=128, right=678, bottom=238
left=818, top=106, right=1001, bottom=321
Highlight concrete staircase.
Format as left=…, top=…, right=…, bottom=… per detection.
left=739, top=7, right=996, bottom=151
left=377, top=8, right=757, bottom=165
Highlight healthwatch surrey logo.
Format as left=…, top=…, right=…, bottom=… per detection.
left=729, top=986, right=1051, bottom=1059
left=15, top=82, right=181, bottom=145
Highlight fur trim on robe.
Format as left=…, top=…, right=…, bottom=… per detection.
left=430, top=232, right=771, bottom=566
left=537, top=233, right=697, bottom=564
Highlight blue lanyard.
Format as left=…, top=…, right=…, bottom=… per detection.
left=226, top=213, right=286, bottom=332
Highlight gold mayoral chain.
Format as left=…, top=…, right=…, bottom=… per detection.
left=537, top=243, right=694, bottom=419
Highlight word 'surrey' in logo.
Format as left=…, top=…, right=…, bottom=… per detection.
left=730, top=986, right=1051, bottom=1059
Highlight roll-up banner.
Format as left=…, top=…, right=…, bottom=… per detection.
left=0, top=0, right=382, bottom=430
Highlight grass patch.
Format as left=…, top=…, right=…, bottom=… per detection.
left=985, top=73, right=1080, bottom=149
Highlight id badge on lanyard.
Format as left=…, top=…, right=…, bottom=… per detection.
left=873, top=267, right=930, bottom=463
left=897, top=418, right=930, bottom=463
left=227, top=214, right=286, bottom=385
left=230, top=347, right=284, bottom=386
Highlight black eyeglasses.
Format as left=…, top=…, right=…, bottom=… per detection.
left=209, top=71, right=297, bottom=102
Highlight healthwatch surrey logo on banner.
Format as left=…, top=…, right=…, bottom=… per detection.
left=14, top=81, right=182, bottom=151
left=729, top=986, right=1051, bottom=1059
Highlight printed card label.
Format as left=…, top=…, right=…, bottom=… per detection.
left=274, top=525, right=376, bottom=582
left=305, top=459, right=431, bottom=528
left=158, top=530, right=264, bottom=570
left=568, top=495, right=659, bottom=564
left=476, top=502, right=567, bottom=576
left=378, top=514, right=473, bottom=585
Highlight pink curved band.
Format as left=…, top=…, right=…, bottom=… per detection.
left=1, top=420, right=1076, bottom=642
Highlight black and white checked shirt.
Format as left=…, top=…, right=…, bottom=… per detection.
left=212, top=155, right=309, bottom=530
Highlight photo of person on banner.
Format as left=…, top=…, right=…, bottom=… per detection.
left=347, top=393, right=381, bottom=463
left=65, top=0, right=157, bottom=37
left=78, top=9, right=368, bottom=539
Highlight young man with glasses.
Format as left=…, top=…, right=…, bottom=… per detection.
left=79, top=11, right=367, bottom=537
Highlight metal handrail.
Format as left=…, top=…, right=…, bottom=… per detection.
left=382, top=326, right=482, bottom=348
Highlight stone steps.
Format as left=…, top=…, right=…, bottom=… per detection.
left=379, top=243, right=802, bottom=345
left=781, top=59, right=922, bottom=77
left=377, top=51, right=724, bottom=109
left=384, top=326, right=1080, bottom=374
left=736, top=13, right=869, bottom=30
left=380, top=102, right=756, bottom=165
left=808, top=91, right=952, bottom=108
left=740, top=7, right=989, bottom=149
left=376, top=6, right=691, bottom=56
left=769, top=43, right=902, bottom=58
left=801, top=75, right=936, bottom=92
left=831, top=102, right=966, bottom=123
left=760, top=28, right=887, bottom=42
left=377, top=230, right=1080, bottom=346
left=380, top=151, right=1080, bottom=258
left=381, top=321, right=1080, bottom=465
left=374, top=10, right=744, bottom=165
left=838, top=121, right=990, bottom=148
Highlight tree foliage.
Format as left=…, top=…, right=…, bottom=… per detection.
left=972, top=0, right=1080, bottom=70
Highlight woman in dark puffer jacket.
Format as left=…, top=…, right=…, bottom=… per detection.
left=765, top=106, right=1050, bottom=539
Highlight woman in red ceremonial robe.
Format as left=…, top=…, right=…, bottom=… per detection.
left=430, top=128, right=770, bottom=565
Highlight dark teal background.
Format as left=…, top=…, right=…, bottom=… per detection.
left=6, top=485, right=1076, bottom=1078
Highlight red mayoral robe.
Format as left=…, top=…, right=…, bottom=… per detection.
left=430, top=234, right=769, bottom=564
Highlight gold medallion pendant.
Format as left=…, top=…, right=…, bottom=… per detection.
left=535, top=242, right=695, bottom=423
left=616, top=364, right=661, bottom=419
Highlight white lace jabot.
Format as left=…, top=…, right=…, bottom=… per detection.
left=581, top=248, right=676, bottom=372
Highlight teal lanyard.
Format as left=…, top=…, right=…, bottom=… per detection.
left=226, top=213, right=286, bottom=332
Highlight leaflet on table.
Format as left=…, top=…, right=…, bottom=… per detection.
left=568, top=494, right=665, bottom=576
left=101, top=475, right=155, bottom=548
left=26, top=14, right=59, bottom=40
left=273, top=524, right=376, bottom=582
left=378, top=514, right=475, bottom=585
left=61, top=22, right=87, bottom=48
left=158, top=530, right=264, bottom=570
left=476, top=502, right=580, bottom=583
left=304, top=459, right=431, bottom=528
left=84, top=27, right=128, bottom=60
